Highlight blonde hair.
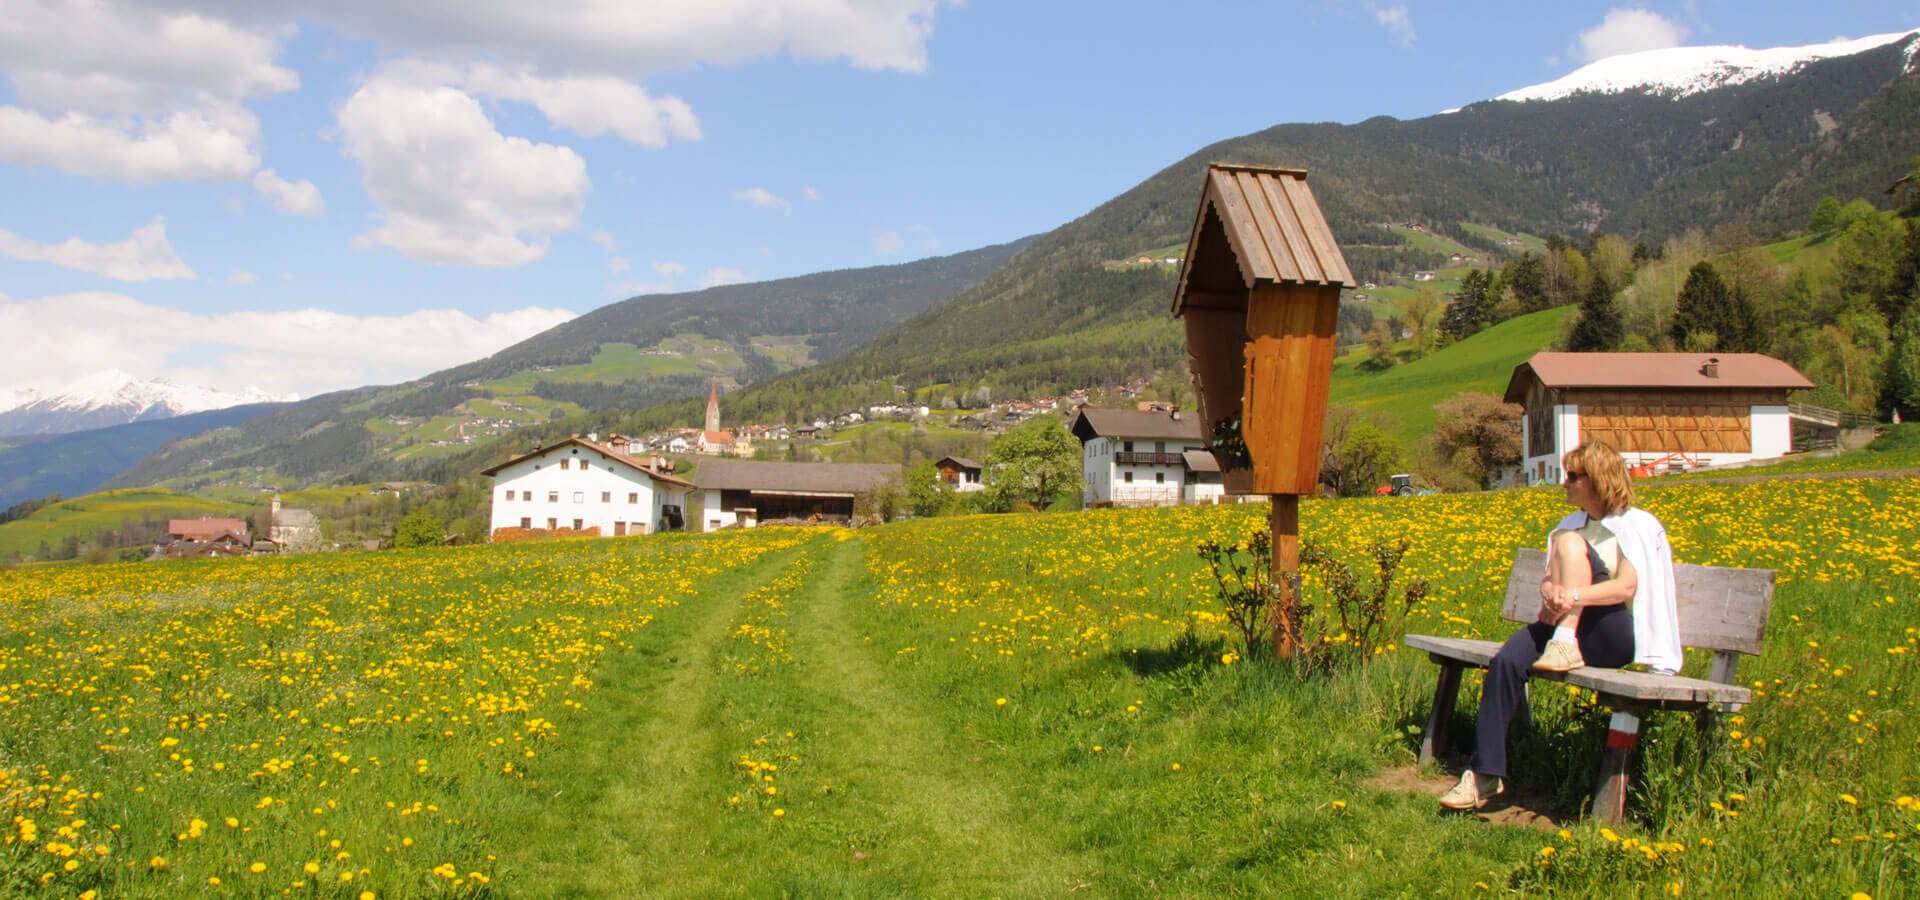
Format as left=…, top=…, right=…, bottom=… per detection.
left=1563, top=441, right=1634, bottom=516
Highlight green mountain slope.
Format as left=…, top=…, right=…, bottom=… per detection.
left=106, top=38, right=1920, bottom=490
left=1329, top=307, right=1576, bottom=443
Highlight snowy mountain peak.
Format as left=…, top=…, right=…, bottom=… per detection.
left=1491, top=30, right=1918, bottom=106
left=0, top=371, right=298, bottom=437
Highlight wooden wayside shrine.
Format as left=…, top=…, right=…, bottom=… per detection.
left=1172, top=163, right=1354, bottom=656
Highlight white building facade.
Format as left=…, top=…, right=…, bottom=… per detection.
left=1068, top=408, right=1224, bottom=507
left=1505, top=352, right=1814, bottom=485
left=483, top=437, right=691, bottom=538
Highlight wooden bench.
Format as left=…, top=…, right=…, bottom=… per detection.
left=1404, top=548, right=1774, bottom=823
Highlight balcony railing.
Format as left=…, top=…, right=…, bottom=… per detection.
left=1114, top=451, right=1185, bottom=466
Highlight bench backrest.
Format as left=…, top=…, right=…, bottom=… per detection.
left=1499, top=548, right=1774, bottom=656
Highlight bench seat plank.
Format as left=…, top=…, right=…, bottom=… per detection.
left=1404, top=634, right=1752, bottom=706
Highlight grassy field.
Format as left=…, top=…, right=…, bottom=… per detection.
left=0, top=489, right=247, bottom=560
left=1330, top=305, right=1574, bottom=442
left=2, top=472, right=1915, bottom=896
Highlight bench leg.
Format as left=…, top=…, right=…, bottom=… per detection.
left=1420, top=662, right=1464, bottom=766
left=1591, top=708, right=1642, bottom=824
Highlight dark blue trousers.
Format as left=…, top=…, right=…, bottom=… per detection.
left=1469, top=603, right=1634, bottom=778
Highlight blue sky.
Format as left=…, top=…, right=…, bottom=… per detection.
left=2, top=1, right=1915, bottom=400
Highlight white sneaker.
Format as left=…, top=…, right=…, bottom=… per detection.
left=1438, top=770, right=1503, bottom=810
left=1532, top=639, right=1586, bottom=673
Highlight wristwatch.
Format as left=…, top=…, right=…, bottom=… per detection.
left=1570, top=589, right=1581, bottom=609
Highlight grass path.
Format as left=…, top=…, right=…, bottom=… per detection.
left=487, top=542, right=809, bottom=894
left=491, top=533, right=1088, bottom=896
left=752, top=533, right=1095, bottom=895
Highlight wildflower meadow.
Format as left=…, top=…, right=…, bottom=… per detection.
left=2, top=475, right=1916, bottom=896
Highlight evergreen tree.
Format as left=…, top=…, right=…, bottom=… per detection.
left=1884, top=305, right=1920, bottom=422
left=1567, top=275, right=1625, bottom=351
left=1669, top=254, right=1764, bottom=354
left=1440, top=269, right=1493, bottom=340
left=1503, top=252, right=1548, bottom=314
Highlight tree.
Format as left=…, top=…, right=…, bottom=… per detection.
left=1502, top=252, right=1547, bottom=314
left=1567, top=274, right=1625, bottom=352
left=1322, top=423, right=1403, bottom=498
left=1808, top=195, right=1844, bottom=233
left=1429, top=393, right=1522, bottom=489
left=1396, top=287, right=1444, bottom=355
left=1882, top=305, right=1920, bottom=422
left=1440, top=269, right=1493, bottom=341
left=1361, top=321, right=1397, bottom=371
left=394, top=508, right=444, bottom=549
left=982, top=416, right=1081, bottom=512
left=1668, top=262, right=1758, bottom=352
left=902, top=459, right=953, bottom=518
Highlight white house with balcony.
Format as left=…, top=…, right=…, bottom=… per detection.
left=1068, top=407, right=1223, bottom=507
left=482, top=435, right=692, bottom=538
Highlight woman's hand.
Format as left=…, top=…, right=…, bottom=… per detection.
left=1538, top=583, right=1571, bottom=623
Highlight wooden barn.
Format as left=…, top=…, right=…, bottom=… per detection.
left=1503, top=352, right=1815, bottom=484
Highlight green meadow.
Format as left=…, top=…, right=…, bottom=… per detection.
left=3, top=470, right=1915, bottom=896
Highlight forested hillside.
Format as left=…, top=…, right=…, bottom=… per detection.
left=89, top=35, right=1920, bottom=491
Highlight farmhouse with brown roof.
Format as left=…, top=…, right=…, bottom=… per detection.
left=688, top=459, right=901, bottom=530
left=1068, top=407, right=1222, bottom=507
left=1503, top=352, right=1815, bottom=484
left=482, top=435, right=693, bottom=539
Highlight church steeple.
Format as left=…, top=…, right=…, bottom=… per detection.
left=705, top=379, right=721, bottom=434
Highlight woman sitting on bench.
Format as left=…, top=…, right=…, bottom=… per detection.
left=1440, top=441, right=1680, bottom=811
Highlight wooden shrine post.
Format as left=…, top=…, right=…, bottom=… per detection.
left=1171, top=164, right=1354, bottom=658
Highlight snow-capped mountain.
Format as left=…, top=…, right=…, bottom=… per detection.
left=0, top=369, right=297, bottom=437
left=1491, top=30, right=1919, bottom=105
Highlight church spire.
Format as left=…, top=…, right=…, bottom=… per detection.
left=705, top=379, right=721, bottom=434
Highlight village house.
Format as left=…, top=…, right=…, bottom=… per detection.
left=1068, top=407, right=1223, bottom=507
left=482, top=435, right=692, bottom=539
left=1504, top=352, right=1817, bottom=485
left=687, top=459, right=901, bottom=531
left=934, top=456, right=985, bottom=493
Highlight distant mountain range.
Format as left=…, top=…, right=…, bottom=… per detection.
left=32, top=29, right=1920, bottom=497
left=0, top=369, right=296, bottom=437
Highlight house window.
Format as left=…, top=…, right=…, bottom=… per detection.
left=601, top=491, right=611, bottom=503
left=582, top=460, right=590, bottom=470
left=1123, top=472, right=1133, bottom=483
left=628, top=492, right=640, bottom=504
left=546, top=517, right=557, bottom=529
left=572, top=518, right=583, bottom=530
left=572, top=492, right=585, bottom=503
left=503, top=490, right=514, bottom=501
left=548, top=491, right=559, bottom=503
left=520, top=517, right=531, bottom=529
left=1156, top=472, right=1165, bottom=484
left=561, top=458, right=570, bottom=470
left=1156, top=441, right=1165, bottom=452
left=1124, top=441, right=1134, bottom=452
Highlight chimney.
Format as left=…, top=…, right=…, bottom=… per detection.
left=588, top=432, right=598, bottom=442
left=1702, top=357, right=1720, bottom=378
left=1170, top=406, right=1182, bottom=422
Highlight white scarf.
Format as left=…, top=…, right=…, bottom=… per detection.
left=1551, top=507, right=1684, bottom=673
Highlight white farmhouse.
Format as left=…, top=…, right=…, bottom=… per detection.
left=1504, top=352, right=1816, bottom=485
left=1068, top=407, right=1223, bottom=507
left=482, top=435, right=692, bottom=539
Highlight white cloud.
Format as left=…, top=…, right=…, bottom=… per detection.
left=607, top=257, right=630, bottom=274
left=464, top=64, right=700, bottom=148
left=267, top=0, right=945, bottom=76
left=590, top=229, right=619, bottom=253
left=802, top=184, right=824, bottom=202
left=652, top=261, right=687, bottom=277
left=0, top=0, right=295, bottom=183
left=228, top=268, right=258, bottom=284
left=338, top=77, right=590, bottom=268
left=870, top=229, right=905, bottom=255
left=1577, top=9, right=1691, bottom=62
left=0, top=218, right=195, bottom=282
left=733, top=187, right=793, bottom=215
left=1371, top=5, right=1416, bottom=49
left=252, top=168, right=325, bottom=215
left=0, top=291, right=575, bottom=398
left=697, top=267, right=748, bottom=288
left=0, top=106, right=261, bottom=182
